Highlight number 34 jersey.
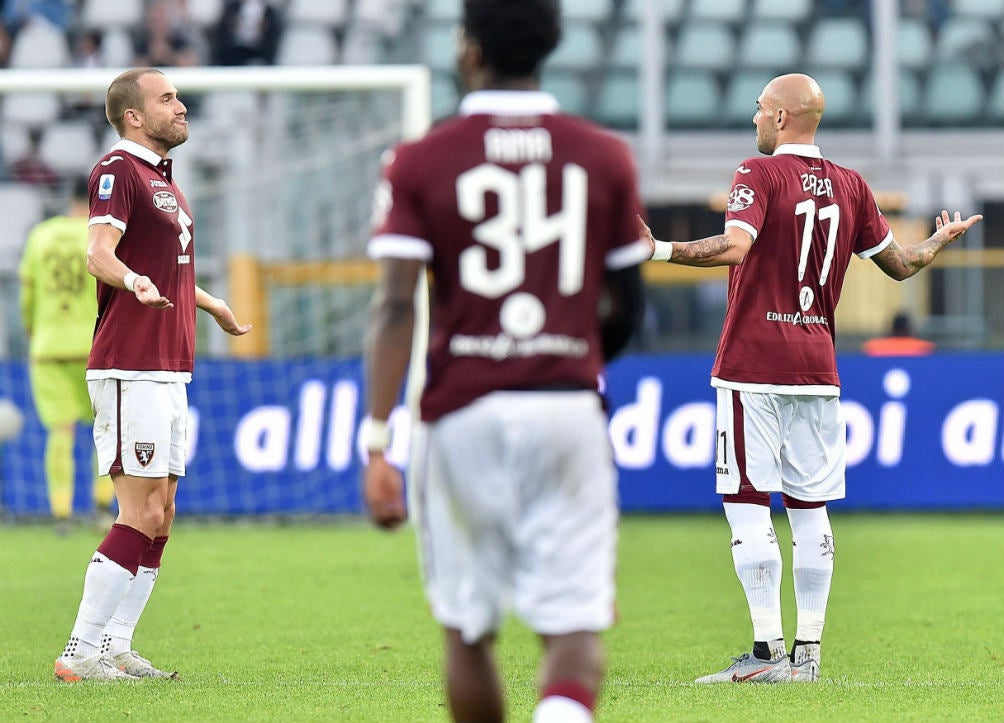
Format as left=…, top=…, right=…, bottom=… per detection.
left=369, top=91, right=650, bottom=421
left=713, top=144, right=893, bottom=394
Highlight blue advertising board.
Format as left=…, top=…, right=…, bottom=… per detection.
left=0, top=353, right=1000, bottom=516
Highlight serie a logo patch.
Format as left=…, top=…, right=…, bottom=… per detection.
left=135, top=442, right=155, bottom=467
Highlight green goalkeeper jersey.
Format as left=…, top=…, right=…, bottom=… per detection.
left=18, top=215, right=96, bottom=361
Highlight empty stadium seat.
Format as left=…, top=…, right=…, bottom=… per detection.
left=39, top=121, right=99, bottom=176
left=609, top=23, right=643, bottom=69
left=808, top=69, right=858, bottom=125
left=952, top=0, right=1004, bottom=20
left=186, top=0, right=224, bottom=28
left=723, top=70, right=774, bottom=125
left=805, top=17, right=869, bottom=69
left=859, top=70, right=922, bottom=124
left=935, top=16, right=994, bottom=61
left=563, top=0, right=612, bottom=22
left=0, top=183, right=45, bottom=270
left=101, top=27, right=136, bottom=67
left=548, top=22, right=603, bottom=69
left=922, top=64, right=985, bottom=124
left=750, top=0, right=812, bottom=22
left=541, top=72, right=589, bottom=116
left=674, top=22, right=735, bottom=71
left=624, top=0, right=685, bottom=23
left=1, top=94, right=61, bottom=127
left=287, top=0, right=350, bottom=28
left=80, top=0, right=144, bottom=29
left=596, top=72, right=640, bottom=128
left=420, top=22, right=458, bottom=72
left=690, top=0, right=747, bottom=23
left=897, top=17, right=934, bottom=70
left=665, top=71, right=720, bottom=127
left=737, top=22, right=801, bottom=69
left=275, top=25, right=339, bottom=65
left=425, top=0, right=460, bottom=22
left=8, top=18, right=70, bottom=68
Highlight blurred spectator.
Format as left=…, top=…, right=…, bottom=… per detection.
left=10, top=128, right=59, bottom=189
left=65, top=28, right=107, bottom=124
left=133, top=0, right=201, bottom=67
left=2, top=0, right=71, bottom=36
left=861, top=311, right=937, bottom=356
left=211, top=0, right=283, bottom=66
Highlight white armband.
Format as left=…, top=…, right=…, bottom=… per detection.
left=123, top=271, right=139, bottom=292
left=652, top=240, right=674, bottom=262
left=359, top=416, right=391, bottom=452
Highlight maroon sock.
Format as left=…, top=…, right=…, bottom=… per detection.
left=141, top=535, right=169, bottom=569
left=541, top=680, right=596, bottom=712
left=96, top=523, right=152, bottom=576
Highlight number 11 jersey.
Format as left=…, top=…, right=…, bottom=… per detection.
left=713, top=143, right=893, bottom=394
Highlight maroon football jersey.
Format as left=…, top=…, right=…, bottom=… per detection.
left=712, top=144, right=892, bottom=392
left=86, top=140, right=196, bottom=380
left=369, top=91, right=650, bottom=421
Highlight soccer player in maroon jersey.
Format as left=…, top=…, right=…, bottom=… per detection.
left=362, top=1, right=649, bottom=720
left=53, top=68, right=251, bottom=682
left=642, top=73, right=982, bottom=684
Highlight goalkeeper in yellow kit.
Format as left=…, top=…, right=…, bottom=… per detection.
left=19, top=177, right=114, bottom=529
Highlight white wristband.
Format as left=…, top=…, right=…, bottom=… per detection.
left=359, top=416, right=391, bottom=452
left=123, top=271, right=139, bottom=292
left=652, top=240, right=674, bottom=262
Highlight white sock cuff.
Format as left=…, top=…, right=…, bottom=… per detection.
left=532, top=696, right=593, bottom=723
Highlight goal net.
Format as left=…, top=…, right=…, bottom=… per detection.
left=0, top=66, right=430, bottom=517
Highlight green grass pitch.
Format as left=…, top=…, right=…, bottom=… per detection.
left=1, top=513, right=1001, bottom=722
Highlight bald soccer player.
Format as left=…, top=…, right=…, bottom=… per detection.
left=641, top=73, right=981, bottom=683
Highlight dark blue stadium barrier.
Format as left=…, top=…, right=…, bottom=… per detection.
left=0, top=353, right=1000, bottom=516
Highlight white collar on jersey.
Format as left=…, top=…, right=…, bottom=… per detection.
left=111, top=139, right=167, bottom=167
left=773, top=143, right=822, bottom=158
left=459, top=90, right=560, bottom=116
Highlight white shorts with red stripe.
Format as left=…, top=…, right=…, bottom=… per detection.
left=88, top=379, right=188, bottom=478
left=715, top=387, right=846, bottom=502
left=411, top=390, right=618, bottom=644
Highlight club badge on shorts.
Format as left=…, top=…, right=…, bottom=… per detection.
left=135, top=442, right=155, bottom=467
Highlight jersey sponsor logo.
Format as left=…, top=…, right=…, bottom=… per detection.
left=727, top=183, right=755, bottom=211
left=149, top=179, right=169, bottom=188
left=449, top=332, right=588, bottom=360
left=98, top=174, right=115, bottom=199
left=799, top=286, right=815, bottom=311
left=765, top=310, right=829, bottom=326
left=178, top=254, right=191, bottom=264
left=135, top=442, right=155, bottom=467
left=99, top=155, right=124, bottom=166
left=152, top=191, right=178, bottom=213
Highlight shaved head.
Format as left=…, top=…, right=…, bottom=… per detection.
left=753, top=73, right=825, bottom=154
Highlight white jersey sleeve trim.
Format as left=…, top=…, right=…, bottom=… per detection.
left=725, top=219, right=758, bottom=241
left=89, top=215, right=127, bottom=233
left=711, top=377, right=840, bottom=397
left=86, top=368, right=192, bottom=383
left=368, top=234, right=433, bottom=261
left=605, top=239, right=652, bottom=270
left=857, top=229, right=894, bottom=259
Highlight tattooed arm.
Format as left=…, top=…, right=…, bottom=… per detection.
left=871, top=210, right=983, bottom=281
left=638, top=216, right=752, bottom=267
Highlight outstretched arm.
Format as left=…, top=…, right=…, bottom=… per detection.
left=871, top=210, right=983, bottom=281
left=195, top=286, right=251, bottom=336
left=638, top=216, right=752, bottom=267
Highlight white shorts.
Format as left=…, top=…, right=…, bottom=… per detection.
left=412, top=390, right=618, bottom=644
left=88, top=379, right=188, bottom=478
left=715, top=388, right=845, bottom=502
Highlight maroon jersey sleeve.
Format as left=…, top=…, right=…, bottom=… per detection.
left=724, top=158, right=770, bottom=240
left=850, top=172, right=893, bottom=256
left=90, top=156, right=139, bottom=232
left=372, top=143, right=433, bottom=252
